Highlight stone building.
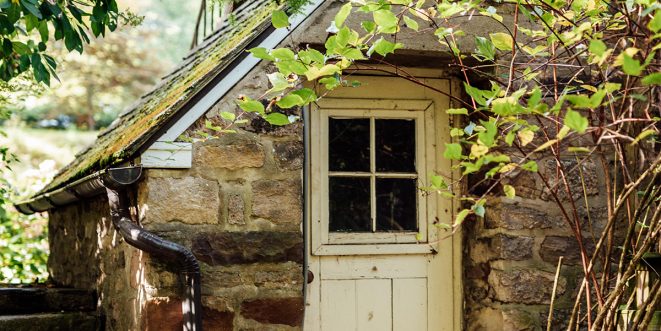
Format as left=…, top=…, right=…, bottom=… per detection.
left=14, top=1, right=603, bottom=330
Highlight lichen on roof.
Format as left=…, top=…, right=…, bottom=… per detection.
left=37, top=0, right=281, bottom=194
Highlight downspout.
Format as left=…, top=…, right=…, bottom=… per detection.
left=102, top=167, right=203, bottom=331
left=302, top=104, right=311, bottom=326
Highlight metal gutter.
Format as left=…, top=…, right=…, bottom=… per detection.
left=14, top=166, right=138, bottom=215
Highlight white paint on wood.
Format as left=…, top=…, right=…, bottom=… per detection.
left=393, top=278, right=428, bottom=331
left=356, top=279, right=392, bottom=331
left=140, top=141, right=192, bottom=168
left=321, top=280, right=355, bottom=331
left=320, top=255, right=427, bottom=280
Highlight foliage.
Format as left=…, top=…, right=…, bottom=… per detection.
left=224, top=1, right=660, bottom=329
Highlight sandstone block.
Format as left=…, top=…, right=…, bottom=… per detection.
left=541, top=159, right=600, bottom=202
left=193, top=135, right=265, bottom=170
left=273, top=140, right=303, bottom=170
left=240, top=297, right=303, bottom=327
left=485, top=199, right=563, bottom=230
left=251, top=179, right=302, bottom=224
left=142, top=177, right=219, bottom=224
left=227, top=193, right=245, bottom=225
left=142, top=297, right=182, bottom=331
left=489, top=268, right=566, bottom=304
left=192, top=231, right=303, bottom=265
left=490, top=234, right=534, bottom=261
left=540, top=236, right=594, bottom=265
left=202, top=307, right=234, bottom=331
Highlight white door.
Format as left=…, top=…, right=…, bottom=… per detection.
left=305, top=74, right=461, bottom=331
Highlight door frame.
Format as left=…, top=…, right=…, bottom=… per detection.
left=303, top=68, right=463, bottom=331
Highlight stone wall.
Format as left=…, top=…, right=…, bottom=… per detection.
left=463, top=155, right=608, bottom=330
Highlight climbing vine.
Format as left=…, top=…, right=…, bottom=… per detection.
left=214, top=1, right=661, bottom=329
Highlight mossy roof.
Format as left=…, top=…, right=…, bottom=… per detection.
left=38, top=0, right=281, bottom=194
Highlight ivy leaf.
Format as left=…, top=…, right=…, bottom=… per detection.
left=271, top=10, right=289, bottom=29
left=454, top=209, right=470, bottom=227
left=564, top=109, right=589, bottom=133
left=403, top=15, right=419, bottom=31
left=368, top=37, right=403, bottom=57
left=334, top=3, right=352, bottom=28
left=237, top=97, right=265, bottom=115
left=373, top=9, right=398, bottom=33
left=489, top=32, right=513, bottom=51
left=521, top=160, right=538, bottom=172
left=474, top=36, right=495, bottom=61
left=503, top=185, right=516, bottom=199
left=443, top=143, right=463, bottom=160
left=276, top=94, right=304, bottom=109
left=622, top=53, right=642, bottom=76
left=642, top=73, right=661, bottom=86
left=248, top=47, right=275, bottom=61
left=265, top=113, right=290, bottom=126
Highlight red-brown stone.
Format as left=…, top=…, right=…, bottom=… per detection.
left=142, top=298, right=182, bottom=331
left=240, top=297, right=303, bottom=327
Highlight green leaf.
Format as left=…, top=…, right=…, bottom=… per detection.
left=631, top=129, right=656, bottom=145
left=276, top=94, right=304, bottom=108
left=567, top=147, right=591, bottom=153
left=248, top=47, right=275, bottom=61
left=271, top=10, right=289, bottom=29
left=622, top=53, right=642, bottom=76
left=474, top=36, right=495, bottom=61
left=265, top=113, right=290, bottom=126
left=564, top=109, right=589, bottom=133
left=534, top=139, right=558, bottom=152
left=291, top=88, right=317, bottom=104
left=373, top=9, right=398, bottom=33
left=267, top=72, right=291, bottom=93
left=478, top=119, right=498, bottom=147
left=588, top=39, right=607, bottom=56
left=361, top=21, right=376, bottom=33
left=12, top=42, right=30, bottom=55
left=20, top=0, right=42, bottom=19
left=443, top=143, right=463, bottom=160
left=368, top=37, right=403, bottom=57
left=220, top=111, right=236, bottom=121
left=521, top=160, right=538, bottom=172
left=454, top=209, right=470, bottom=226
left=489, top=32, right=513, bottom=51
left=642, top=73, right=661, bottom=86
left=237, top=97, right=265, bottom=115
left=271, top=48, right=296, bottom=61
left=299, top=49, right=325, bottom=65
left=431, top=175, right=446, bottom=189
left=305, top=64, right=340, bottom=81
left=403, top=15, right=418, bottom=31
left=472, top=204, right=485, bottom=217
left=503, top=184, right=516, bottom=198
left=649, top=10, right=661, bottom=33
left=335, top=3, right=352, bottom=28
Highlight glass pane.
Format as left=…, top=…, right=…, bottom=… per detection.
left=329, top=118, right=370, bottom=172
left=375, top=119, right=416, bottom=172
left=329, top=177, right=371, bottom=232
left=376, top=178, right=417, bottom=231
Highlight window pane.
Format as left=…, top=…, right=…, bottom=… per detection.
left=375, top=119, right=416, bottom=172
left=329, top=177, right=371, bottom=232
left=329, top=118, right=370, bottom=172
left=376, top=178, right=417, bottom=231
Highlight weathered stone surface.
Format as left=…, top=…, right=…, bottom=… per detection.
left=192, top=231, right=303, bottom=265
left=142, top=297, right=182, bottom=331
left=273, top=140, right=303, bottom=170
left=490, top=234, right=534, bottom=261
left=540, top=236, right=594, bottom=265
left=193, top=135, right=265, bottom=170
left=203, top=307, right=234, bottom=331
left=227, top=193, right=245, bottom=225
left=240, top=297, right=303, bottom=327
left=142, top=177, right=219, bottom=224
left=485, top=200, right=563, bottom=230
left=251, top=179, right=302, bottom=224
left=541, top=159, right=600, bottom=202
left=502, top=308, right=538, bottom=331
left=466, top=308, right=504, bottom=331
left=489, top=268, right=566, bottom=304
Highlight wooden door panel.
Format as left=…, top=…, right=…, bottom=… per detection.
left=393, top=278, right=428, bottom=331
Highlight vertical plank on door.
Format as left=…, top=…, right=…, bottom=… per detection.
left=356, top=279, right=392, bottom=331
left=321, top=279, right=356, bottom=331
left=393, top=278, right=428, bottom=331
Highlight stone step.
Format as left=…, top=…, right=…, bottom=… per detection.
left=0, top=312, right=99, bottom=331
left=0, top=287, right=96, bottom=315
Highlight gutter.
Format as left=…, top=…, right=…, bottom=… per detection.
left=15, top=166, right=204, bottom=331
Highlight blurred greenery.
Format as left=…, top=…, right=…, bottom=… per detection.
left=0, top=0, right=198, bottom=283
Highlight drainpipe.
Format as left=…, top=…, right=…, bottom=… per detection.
left=92, top=167, right=205, bottom=331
